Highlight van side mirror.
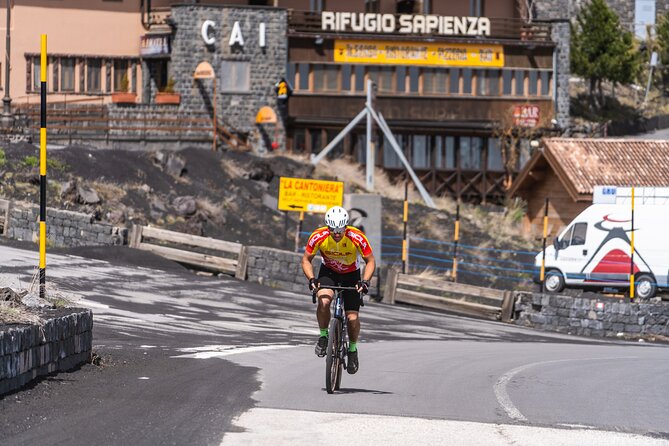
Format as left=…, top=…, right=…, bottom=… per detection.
left=553, top=237, right=559, bottom=251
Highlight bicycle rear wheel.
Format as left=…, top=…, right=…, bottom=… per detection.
left=325, top=318, right=342, bottom=394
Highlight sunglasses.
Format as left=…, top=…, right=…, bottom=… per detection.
left=328, top=227, right=345, bottom=235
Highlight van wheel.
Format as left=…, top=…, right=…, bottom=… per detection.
left=544, top=270, right=565, bottom=293
left=635, top=274, right=657, bottom=300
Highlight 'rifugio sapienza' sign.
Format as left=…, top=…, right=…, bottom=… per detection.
left=322, top=12, right=490, bottom=36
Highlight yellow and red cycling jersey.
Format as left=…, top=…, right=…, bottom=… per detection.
left=305, top=226, right=373, bottom=273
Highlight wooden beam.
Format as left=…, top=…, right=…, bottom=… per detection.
left=141, top=226, right=242, bottom=254
left=138, top=242, right=237, bottom=274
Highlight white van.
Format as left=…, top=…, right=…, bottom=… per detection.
left=534, top=186, right=669, bottom=299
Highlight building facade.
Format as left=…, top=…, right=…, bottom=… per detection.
left=0, top=0, right=584, bottom=202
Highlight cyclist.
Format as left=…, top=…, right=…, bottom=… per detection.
left=301, top=205, right=375, bottom=375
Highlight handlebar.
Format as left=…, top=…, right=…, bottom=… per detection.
left=311, top=285, right=365, bottom=306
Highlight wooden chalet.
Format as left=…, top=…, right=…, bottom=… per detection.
left=508, top=138, right=669, bottom=237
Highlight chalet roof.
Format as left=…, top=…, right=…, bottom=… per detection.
left=509, top=138, right=669, bottom=202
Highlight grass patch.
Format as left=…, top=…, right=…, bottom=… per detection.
left=47, top=158, right=68, bottom=172
left=0, top=148, right=6, bottom=168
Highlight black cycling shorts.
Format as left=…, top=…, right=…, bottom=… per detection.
left=317, top=266, right=361, bottom=312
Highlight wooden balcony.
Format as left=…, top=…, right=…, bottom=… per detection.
left=288, top=94, right=554, bottom=128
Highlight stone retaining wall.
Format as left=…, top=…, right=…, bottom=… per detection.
left=5, top=202, right=125, bottom=247
left=245, top=246, right=378, bottom=296
left=246, top=246, right=309, bottom=293
left=0, top=309, right=93, bottom=395
left=512, top=292, right=669, bottom=339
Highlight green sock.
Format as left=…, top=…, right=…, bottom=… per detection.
left=349, top=342, right=357, bottom=352
left=320, top=328, right=328, bottom=337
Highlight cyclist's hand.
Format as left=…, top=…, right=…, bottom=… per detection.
left=356, top=280, right=370, bottom=295
left=309, top=278, right=319, bottom=292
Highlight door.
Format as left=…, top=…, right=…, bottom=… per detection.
left=554, top=222, right=588, bottom=284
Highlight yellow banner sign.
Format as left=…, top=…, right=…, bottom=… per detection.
left=334, top=40, right=504, bottom=67
left=278, top=177, right=344, bottom=213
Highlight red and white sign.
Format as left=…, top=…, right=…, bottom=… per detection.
left=513, top=105, right=540, bottom=128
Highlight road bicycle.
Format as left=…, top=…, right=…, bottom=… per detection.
left=312, top=285, right=364, bottom=394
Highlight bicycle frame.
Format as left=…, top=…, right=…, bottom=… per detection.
left=312, top=285, right=362, bottom=394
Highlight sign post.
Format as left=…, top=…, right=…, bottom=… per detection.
left=278, top=177, right=344, bottom=213
left=193, top=61, right=216, bottom=151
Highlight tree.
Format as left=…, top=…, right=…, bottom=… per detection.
left=571, top=0, right=640, bottom=108
left=655, top=11, right=669, bottom=92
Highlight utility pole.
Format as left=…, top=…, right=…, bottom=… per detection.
left=2, top=0, right=12, bottom=127
left=365, top=79, right=377, bottom=191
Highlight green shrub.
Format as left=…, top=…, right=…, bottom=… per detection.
left=47, top=158, right=68, bottom=171
left=0, top=148, right=6, bottom=168
left=23, top=155, right=38, bottom=167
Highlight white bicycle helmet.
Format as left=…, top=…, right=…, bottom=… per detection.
left=324, top=206, right=349, bottom=229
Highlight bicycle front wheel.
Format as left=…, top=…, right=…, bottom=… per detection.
left=325, top=318, right=342, bottom=394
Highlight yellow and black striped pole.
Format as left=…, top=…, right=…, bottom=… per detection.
left=39, top=34, right=47, bottom=299
left=402, top=181, right=408, bottom=274
left=452, top=201, right=460, bottom=282
left=629, top=186, right=635, bottom=302
left=540, top=198, right=549, bottom=292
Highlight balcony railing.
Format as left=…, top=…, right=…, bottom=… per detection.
left=287, top=10, right=552, bottom=42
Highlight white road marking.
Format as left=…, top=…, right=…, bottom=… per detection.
left=220, top=408, right=668, bottom=446
left=138, top=377, right=150, bottom=380
left=172, top=344, right=302, bottom=359
left=494, top=357, right=638, bottom=422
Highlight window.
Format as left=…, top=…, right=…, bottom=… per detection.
left=326, top=129, right=344, bottom=159
left=113, top=60, right=128, bottom=92
left=355, top=66, right=365, bottom=91
left=435, top=136, right=455, bottom=169
left=502, top=70, right=513, bottom=95
left=310, top=0, right=325, bottom=12
left=397, top=0, right=417, bottom=14
left=462, top=69, right=472, bottom=94
left=460, top=137, right=482, bottom=170
left=423, top=69, right=446, bottom=94
left=313, top=64, right=338, bottom=91
left=449, top=69, right=460, bottom=94
left=541, top=71, right=552, bottom=96
left=476, top=70, right=499, bottom=96
left=298, top=63, right=309, bottom=90
left=396, top=66, right=406, bottom=92
left=368, top=66, right=393, bottom=92
left=33, top=57, right=41, bottom=91
left=341, top=65, right=351, bottom=91
left=528, top=70, right=538, bottom=95
left=515, top=70, right=525, bottom=96
left=571, top=223, right=587, bottom=245
left=560, top=223, right=587, bottom=247
left=310, top=129, right=322, bottom=154
left=87, top=59, right=101, bottom=92
left=60, top=58, right=75, bottom=92
left=365, top=0, right=380, bottom=12
left=220, top=60, right=250, bottom=92
left=411, top=135, right=429, bottom=168
left=292, top=129, right=306, bottom=153
left=487, top=138, right=503, bottom=171
left=408, top=66, right=419, bottom=92
left=383, top=134, right=403, bottom=168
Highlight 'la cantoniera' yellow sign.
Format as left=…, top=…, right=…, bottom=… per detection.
left=334, top=40, right=504, bottom=67
left=278, top=177, right=344, bottom=213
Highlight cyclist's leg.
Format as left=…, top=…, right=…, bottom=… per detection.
left=316, top=267, right=336, bottom=329
left=341, top=270, right=362, bottom=343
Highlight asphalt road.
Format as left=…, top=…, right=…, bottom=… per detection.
left=0, top=243, right=668, bottom=445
